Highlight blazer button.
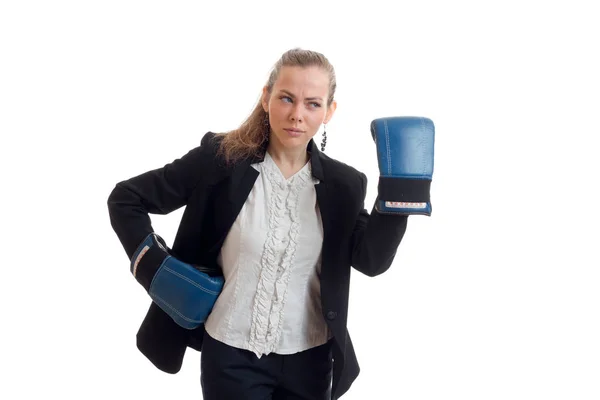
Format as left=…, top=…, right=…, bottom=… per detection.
left=326, top=311, right=337, bottom=320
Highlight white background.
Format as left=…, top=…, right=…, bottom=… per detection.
left=1, top=1, right=599, bottom=399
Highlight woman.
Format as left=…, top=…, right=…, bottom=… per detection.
left=108, top=48, right=410, bottom=400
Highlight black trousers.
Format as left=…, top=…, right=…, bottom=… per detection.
left=200, top=330, right=333, bottom=400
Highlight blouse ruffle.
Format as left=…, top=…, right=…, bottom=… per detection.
left=248, top=154, right=314, bottom=356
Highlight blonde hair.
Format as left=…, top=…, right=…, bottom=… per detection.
left=216, top=48, right=336, bottom=164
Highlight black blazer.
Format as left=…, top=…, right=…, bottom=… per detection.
left=107, top=132, right=408, bottom=399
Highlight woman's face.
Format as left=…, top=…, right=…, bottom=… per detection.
left=262, top=65, right=336, bottom=152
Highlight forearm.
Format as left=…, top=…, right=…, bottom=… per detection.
left=107, top=180, right=158, bottom=259
left=351, top=203, right=408, bottom=277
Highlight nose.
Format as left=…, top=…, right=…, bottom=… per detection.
left=289, top=103, right=303, bottom=123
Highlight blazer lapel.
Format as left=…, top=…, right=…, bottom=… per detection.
left=309, top=142, right=336, bottom=277
left=315, top=181, right=335, bottom=269
left=209, top=153, right=261, bottom=255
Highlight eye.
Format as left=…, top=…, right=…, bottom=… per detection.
left=309, top=102, right=322, bottom=108
left=280, top=96, right=292, bottom=103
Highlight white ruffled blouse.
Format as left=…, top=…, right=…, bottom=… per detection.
left=204, top=151, right=331, bottom=358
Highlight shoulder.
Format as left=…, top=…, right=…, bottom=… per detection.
left=170, top=132, right=221, bottom=170
left=318, top=152, right=367, bottom=193
left=161, top=132, right=226, bottom=185
left=191, top=131, right=229, bottom=168
left=199, top=131, right=224, bottom=154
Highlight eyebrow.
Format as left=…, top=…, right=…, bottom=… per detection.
left=279, top=89, right=323, bottom=102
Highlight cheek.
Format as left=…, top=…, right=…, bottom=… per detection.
left=268, top=103, right=286, bottom=121
left=308, top=110, right=327, bottom=126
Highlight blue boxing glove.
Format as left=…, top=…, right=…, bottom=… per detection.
left=371, top=116, right=435, bottom=215
left=130, top=233, right=224, bottom=329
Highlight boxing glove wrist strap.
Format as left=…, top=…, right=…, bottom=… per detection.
left=377, top=177, right=431, bottom=202
left=131, top=233, right=170, bottom=292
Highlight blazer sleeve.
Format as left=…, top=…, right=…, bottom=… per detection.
left=107, top=133, right=216, bottom=260
left=350, top=172, right=409, bottom=277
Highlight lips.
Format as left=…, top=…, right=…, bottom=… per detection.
left=284, top=128, right=304, bottom=137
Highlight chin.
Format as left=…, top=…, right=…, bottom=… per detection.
left=275, top=131, right=310, bottom=147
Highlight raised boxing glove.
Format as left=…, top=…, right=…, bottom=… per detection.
left=371, top=116, right=435, bottom=216
left=130, top=233, right=224, bottom=329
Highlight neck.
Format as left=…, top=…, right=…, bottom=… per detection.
left=265, top=138, right=310, bottom=180
left=266, top=139, right=310, bottom=170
